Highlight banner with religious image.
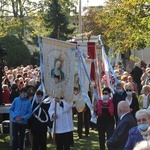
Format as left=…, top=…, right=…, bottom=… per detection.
left=73, top=58, right=92, bottom=112
left=42, top=37, right=76, bottom=102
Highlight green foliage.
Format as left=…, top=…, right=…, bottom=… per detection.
left=130, top=54, right=141, bottom=62
left=0, top=116, right=100, bottom=150
left=43, top=0, right=75, bottom=40
left=0, top=35, right=31, bottom=67
left=82, top=0, right=150, bottom=54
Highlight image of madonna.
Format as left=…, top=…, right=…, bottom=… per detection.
left=74, top=73, right=80, bottom=95
left=51, top=57, right=65, bottom=83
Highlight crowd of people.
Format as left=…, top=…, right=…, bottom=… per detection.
left=0, top=60, right=150, bottom=150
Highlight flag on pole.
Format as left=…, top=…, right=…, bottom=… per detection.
left=99, top=35, right=118, bottom=93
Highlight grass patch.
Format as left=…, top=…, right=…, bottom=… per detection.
left=0, top=115, right=101, bottom=150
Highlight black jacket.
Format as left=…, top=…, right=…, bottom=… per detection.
left=28, top=100, right=50, bottom=133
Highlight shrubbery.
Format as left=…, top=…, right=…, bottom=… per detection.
left=0, top=35, right=32, bottom=68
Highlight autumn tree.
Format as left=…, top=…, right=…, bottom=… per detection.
left=82, top=0, right=150, bottom=54
left=102, top=0, right=150, bottom=53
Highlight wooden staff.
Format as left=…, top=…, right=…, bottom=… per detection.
left=53, top=98, right=57, bottom=144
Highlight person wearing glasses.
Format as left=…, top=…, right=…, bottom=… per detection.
left=96, top=87, right=115, bottom=150
left=124, top=83, right=139, bottom=119
left=124, top=109, right=150, bottom=150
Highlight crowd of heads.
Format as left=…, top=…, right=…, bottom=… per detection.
left=111, top=61, right=150, bottom=95
left=1, top=65, right=41, bottom=104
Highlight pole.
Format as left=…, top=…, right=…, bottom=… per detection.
left=53, top=99, right=57, bottom=144
left=0, top=65, right=2, bottom=105
left=0, top=54, right=4, bottom=105
left=78, top=0, right=82, bottom=34
left=142, top=49, right=144, bottom=60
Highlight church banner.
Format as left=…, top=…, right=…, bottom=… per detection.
left=42, top=37, right=76, bottom=102
left=73, top=58, right=92, bottom=112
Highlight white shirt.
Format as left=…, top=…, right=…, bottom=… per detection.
left=143, top=94, right=149, bottom=109
left=48, top=98, right=74, bottom=134
left=125, top=97, right=132, bottom=106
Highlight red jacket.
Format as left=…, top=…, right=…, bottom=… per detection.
left=2, top=89, right=10, bottom=104
left=97, top=98, right=114, bottom=116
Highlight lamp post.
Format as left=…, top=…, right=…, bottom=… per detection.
left=78, top=0, right=82, bottom=34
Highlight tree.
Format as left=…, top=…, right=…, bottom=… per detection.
left=42, top=0, right=75, bottom=40
left=103, top=0, right=150, bottom=53
left=0, top=0, right=39, bottom=40
left=82, top=0, right=150, bottom=54
left=0, top=35, right=31, bottom=67
left=0, top=0, right=37, bottom=18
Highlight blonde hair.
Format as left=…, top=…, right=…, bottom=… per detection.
left=124, top=82, right=134, bottom=90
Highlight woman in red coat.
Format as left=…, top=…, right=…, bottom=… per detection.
left=2, top=84, right=10, bottom=104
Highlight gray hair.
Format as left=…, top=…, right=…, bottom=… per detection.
left=133, top=140, right=150, bottom=150
left=135, top=109, right=150, bottom=119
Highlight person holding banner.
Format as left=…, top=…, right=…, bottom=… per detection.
left=28, top=90, right=51, bottom=150
left=73, top=73, right=90, bottom=139
left=49, top=96, right=74, bottom=150
left=96, top=87, right=115, bottom=150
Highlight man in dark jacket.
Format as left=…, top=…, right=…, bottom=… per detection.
left=107, top=101, right=137, bottom=150
left=113, top=82, right=127, bottom=123
left=130, top=63, right=143, bottom=94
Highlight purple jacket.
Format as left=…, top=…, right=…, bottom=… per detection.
left=124, top=126, right=143, bottom=150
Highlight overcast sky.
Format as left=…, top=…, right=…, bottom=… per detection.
left=82, top=0, right=106, bottom=7
left=31, top=0, right=106, bottom=7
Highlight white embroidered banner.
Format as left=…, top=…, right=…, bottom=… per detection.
left=42, top=37, right=76, bottom=102
left=73, top=58, right=92, bottom=112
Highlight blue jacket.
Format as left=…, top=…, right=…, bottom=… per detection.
left=124, top=126, right=143, bottom=150
left=9, top=96, right=32, bottom=124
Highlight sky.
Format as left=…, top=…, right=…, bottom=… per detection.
left=81, top=0, right=106, bottom=7
left=31, top=0, right=106, bottom=7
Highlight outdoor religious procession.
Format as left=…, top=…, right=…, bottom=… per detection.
left=0, top=0, right=150, bottom=150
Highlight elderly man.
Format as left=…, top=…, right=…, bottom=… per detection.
left=124, top=109, right=150, bottom=150
left=107, top=101, right=136, bottom=150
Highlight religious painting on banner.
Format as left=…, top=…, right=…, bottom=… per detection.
left=42, top=37, right=76, bottom=102
left=73, top=58, right=92, bottom=112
